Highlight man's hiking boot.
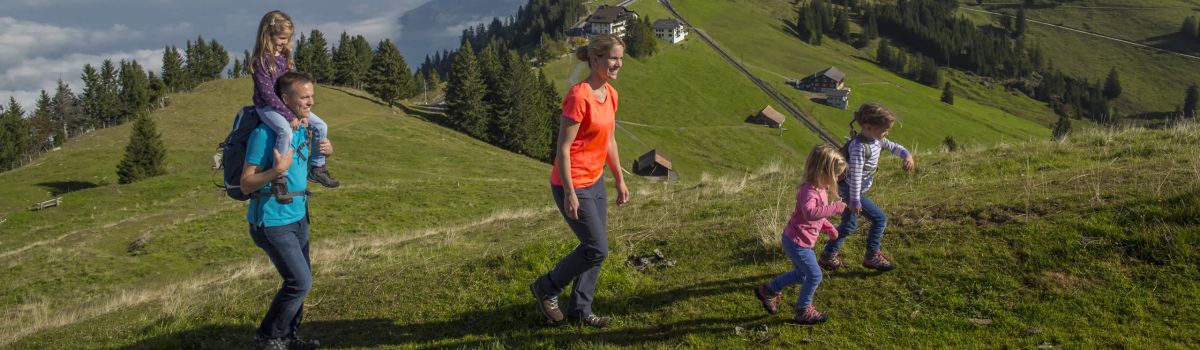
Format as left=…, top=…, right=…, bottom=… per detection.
left=530, top=282, right=564, bottom=323
left=793, top=305, right=829, bottom=325
left=286, top=335, right=320, bottom=350
left=253, top=335, right=288, bottom=350
left=570, top=314, right=611, bottom=328
left=753, top=283, right=781, bottom=314
left=818, top=251, right=845, bottom=271
left=272, top=177, right=293, bottom=204
left=308, top=165, right=340, bottom=188
left=862, top=252, right=897, bottom=271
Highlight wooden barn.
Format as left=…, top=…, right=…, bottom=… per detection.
left=747, top=105, right=786, bottom=128
left=633, top=149, right=676, bottom=181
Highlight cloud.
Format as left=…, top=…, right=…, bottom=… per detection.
left=0, top=17, right=143, bottom=67
left=1, top=49, right=163, bottom=111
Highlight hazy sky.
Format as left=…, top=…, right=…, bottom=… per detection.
left=0, top=0, right=526, bottom=110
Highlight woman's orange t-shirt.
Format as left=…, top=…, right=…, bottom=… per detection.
left=550, top=81, right=618, bottom=188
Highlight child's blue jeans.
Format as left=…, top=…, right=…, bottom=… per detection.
left=823, top=183, right=887, bottom=259
left=767, top=233, right=823, bottom=309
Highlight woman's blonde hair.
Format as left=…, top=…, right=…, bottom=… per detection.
left=802, top=144, right=847, bottom=200
left=250, top=10, right=294, bottom=75
left=574, top=34, right=624, bottom=68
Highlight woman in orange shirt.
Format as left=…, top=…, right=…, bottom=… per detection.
left=530, top=34, right=629, bottom=328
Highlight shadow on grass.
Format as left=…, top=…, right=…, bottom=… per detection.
left=121, top=275, right=777, bottom=349
left=36, top=181, right=100, bottom=196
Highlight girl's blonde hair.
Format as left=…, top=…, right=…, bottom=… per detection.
left=250, top=10, right=295, bottom=76
left=574, top=34, right=624, bottom=68
left=802, top=144, right=847, bottom=200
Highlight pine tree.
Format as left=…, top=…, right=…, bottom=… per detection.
left=242, top=50, right=253, bottom=76
left=51, top=80, right=81, bottom=141
left=1185, top=83, right=1199, bottom=119
left=205, top=39, right=229, bottom=80
left=1014, top=7, right=1027, bottom=38
left=352, top=35, right=374, bottom=89
left=365, top=39, right=416, bottom=107
left=941, top=82, right=954, bottom=104
left=147, top=71, right=166, bottom=109
left=1103, top=68, right=1122, bottom=100
left=30, top=91, right=56, bottom=152
left=1052, top=112, right=1071, bottom=140
left=477, top=40, right=506, bottom=117
left=98, top=60, right=122, bottom=127
left=294, top=33, right=309, bottom=74
left=332, top=32, right=357, bottom=86
left=445, top=41, right=489, bottom=138
left=118, top=60, right=151, bottom=123
left=116, top=113, right=166, bottom=184
left=865, top=8, right=879, bottom=40
left=876, top=40, right=893, bottom=67
left=305, top=29, right=334, bottom=82
left=0, top=97, right=29, bottom=169
left=1182, top=16, right=1198, bottom=38
left=835, top=10, right=851, bottom=41
left=161, top=45, right=186, bottom=92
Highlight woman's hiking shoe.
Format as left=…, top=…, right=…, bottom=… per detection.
left=253, top=335, right=288, bottom=350
left=308, top=165, right=340, bottom=188
left=753, top=283, right=781, bottom=314
left=818, top=251, right=845, bottom=271
left=793, top=305, right=828, bottom=325
left=570, top=314, right=612, bottom=328
left=862, top=252, right=897, bottom=271
left=530, top=282, right=564, bottom=323
left=286, top=336, right=320, bottom=350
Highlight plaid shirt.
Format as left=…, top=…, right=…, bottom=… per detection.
left=844, top=135, right=909, bottom=210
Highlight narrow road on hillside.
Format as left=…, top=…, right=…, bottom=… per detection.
left=960, top=7, right=1200, bottom=61
left=658, top=0, right=840, bottom=145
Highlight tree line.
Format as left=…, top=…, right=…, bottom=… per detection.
left=1, top=35, right=227, bottom=174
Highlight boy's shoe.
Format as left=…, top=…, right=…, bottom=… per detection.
left=308, top=166, right=340, bottom=188
left=818, top=251, right=845, bottom=271
left=530, top=282, right=564, bottom=323
left=862, top=252, right=897, bottom=271
left=253, top=335, right=289, bottom=350
left=569, top=314, right=612, bottom=328
left=793, top=305, right=829, bottom=325
left=272, top=177, right=293, bottom=204
left=286, top=336, right=320, bottom=350
left=752, top=283, right=781, bottom=314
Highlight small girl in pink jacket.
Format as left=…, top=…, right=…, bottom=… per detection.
left=753, top=144, right=847, bottom=324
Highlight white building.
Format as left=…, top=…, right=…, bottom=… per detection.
left=587, top=5, right=638, bottom=38
left=652, top=19, right=688, bottom=43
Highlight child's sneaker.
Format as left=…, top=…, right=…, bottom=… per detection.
left=308, top=165, right=341, bottom=188
left=818, top=251, right=845, bottom=271
left=862, top=251, right=897, bottom=271
left=752, top=283, right=781, bottom=314
left=569, top=313, right=612, bottom=328
left=793, top=305, right=828, bottom=324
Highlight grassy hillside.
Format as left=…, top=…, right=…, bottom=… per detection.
left=0, top=77, right=556, bottom=347
left=959, top=0, right=1200, bottom=116
left=9, top=114, right=1199, bottom=348
left=665, top=0, right=1052, bottom=151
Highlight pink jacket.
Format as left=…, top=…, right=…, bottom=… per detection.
left=784, top=183, right=847, bottom=248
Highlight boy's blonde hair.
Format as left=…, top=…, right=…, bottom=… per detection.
left=250, top=10, right=294, bottom=75
left=853, top=102, right=897, bottom=129
left=802, top=144, right=847, bottom=200
left=574, top=34, right=625, bottom=68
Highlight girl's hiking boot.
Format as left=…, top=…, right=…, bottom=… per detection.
left=530, top=282, right=564, bottom=324
left=308, top=165, right=340, bottom=188
left=862, top=252, right=897, bottom=271
left=569, top=314, right=612, bottom=328
left=793, top=305, right=828, bottom=325
left=253, top=335, right=288, bottom=350
left=752, top=283, right=781, bottom=314
left=818, top=252, right=845, bottom=271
